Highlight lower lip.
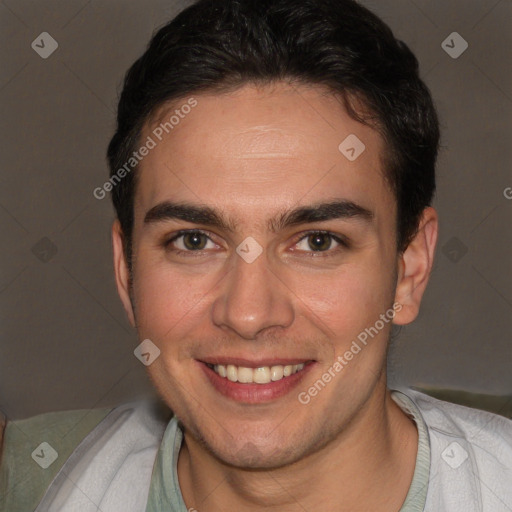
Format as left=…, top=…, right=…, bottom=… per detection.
left=199, top=361, right=315, bottom=404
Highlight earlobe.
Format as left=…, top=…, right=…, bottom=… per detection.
left=112, top=220, right=136, bottom=328
left=393, top=207, right=438, bottom=326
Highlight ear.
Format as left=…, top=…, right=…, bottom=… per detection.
left=112, top=220, right=136, bottom=328
left=393, top=207, right=438, bottom=325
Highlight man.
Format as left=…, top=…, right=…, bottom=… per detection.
left=1, top=0, right=511, bottom=511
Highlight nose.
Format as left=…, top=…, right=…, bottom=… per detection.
left=211, top=249, right=294, bottom=340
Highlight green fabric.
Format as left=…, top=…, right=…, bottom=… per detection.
left=393, top=390, right=431, bottom=512
left=0, top=407, right=112, bottom=512
left=145, top=415, right=186, bottom=511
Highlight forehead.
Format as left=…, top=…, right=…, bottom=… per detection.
left=135, top=83, right=393, bottom=224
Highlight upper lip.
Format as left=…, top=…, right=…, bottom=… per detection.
left=198, top=357, right=314, bottom=368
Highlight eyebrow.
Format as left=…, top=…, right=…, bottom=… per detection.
left=143, top=199, right=374, bottom=233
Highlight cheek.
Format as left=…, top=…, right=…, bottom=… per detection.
left=289, top=261, right=395, bottom=349
left=132, top=258, right=217, bottom=341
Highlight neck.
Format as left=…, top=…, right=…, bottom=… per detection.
left=177, top=385, right=418, bottom=512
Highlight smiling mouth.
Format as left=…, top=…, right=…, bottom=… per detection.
left=205, top=362, right=308, bottom=384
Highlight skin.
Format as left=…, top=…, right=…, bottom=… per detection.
left=113, top=82, right=438, bottom=511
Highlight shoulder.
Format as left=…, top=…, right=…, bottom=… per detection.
left=1, top=406, right=113, bottom=512
left=400, top=387, right=512, bottom=444
left=394, top=387, right=512, bottom=509
left=0, top=402, right=154, bottom=512
left=34, top=399, right=172, bottom=512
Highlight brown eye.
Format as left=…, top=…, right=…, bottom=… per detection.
left=306, top=233, right=333, bottom=251
left=293, top=231, right=347, bottom=255
left=182, top=232, right=208, bottom=250
left=166, top=230, right=215, bottom=252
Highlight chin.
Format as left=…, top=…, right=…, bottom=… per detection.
left=217, top=442, right=300, bottom=470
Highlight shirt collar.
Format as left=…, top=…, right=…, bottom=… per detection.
left=145, top=389, right=430, bottom=512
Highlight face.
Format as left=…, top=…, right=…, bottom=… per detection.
left=113, top=83, right=429, bottom=469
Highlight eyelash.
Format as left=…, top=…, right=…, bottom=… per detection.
left=164, top=229, right=349, bottom=258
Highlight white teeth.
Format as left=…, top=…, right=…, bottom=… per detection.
left=270, top=365, right=284, bottom=381
left=211, top=362, right=307, bottom=384
left=253, top=366, right=270, bottom=384
left=227, top=364, right=237, bottom=382
left=237, top=367, right=253, bottom=383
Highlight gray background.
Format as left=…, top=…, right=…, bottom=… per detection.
left=0, top=0, right=511, bottom=420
